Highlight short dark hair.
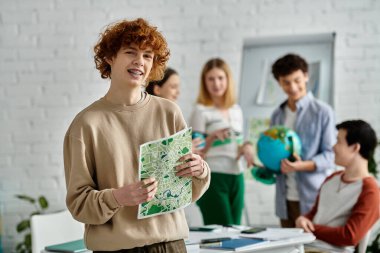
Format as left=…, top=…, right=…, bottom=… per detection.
left=146, top=67, right=178, bottom=95
left=272, top=53, right=308, bottom=80
left=336, top=120, right=378, bottom=160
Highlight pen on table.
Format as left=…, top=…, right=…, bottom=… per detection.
left=200, top=241, right=223, bottom=248
left=200, top=237, right=231, bottom=243
left=225, top=224, right=242, bottom=231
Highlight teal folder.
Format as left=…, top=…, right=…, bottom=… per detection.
left=201, top=238, right=267, bottom=251
left=45, top=239, right=87, bottom=253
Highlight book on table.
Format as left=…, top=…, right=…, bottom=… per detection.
left=44, top=239, right=87, bottom=253
left=200, top=238, right=267, bottom=251
left=240, top=228, right=313, bottom=241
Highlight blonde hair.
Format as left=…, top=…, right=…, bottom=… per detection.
left=196, top=58, right=236, bottom=108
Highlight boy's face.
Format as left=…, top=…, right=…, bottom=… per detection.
left=278, top=69, right=308, bottom=103
left=107, top=44, right=154, bottom=88
left=333, top=129, right=357, bottom=167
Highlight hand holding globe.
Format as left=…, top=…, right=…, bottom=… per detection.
left=252, top=126, right=302, bottom=184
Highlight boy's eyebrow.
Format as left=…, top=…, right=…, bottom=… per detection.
left=124, top=46, right=137, bottom=50
left=143, top=49, right=154, bottom=54
left=123, top=46, right=153, bottom=54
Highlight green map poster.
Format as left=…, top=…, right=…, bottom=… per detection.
left=138, top=127, right=193, bottom=219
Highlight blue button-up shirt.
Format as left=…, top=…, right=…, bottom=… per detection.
left=271, top=92, right=336, bottom=219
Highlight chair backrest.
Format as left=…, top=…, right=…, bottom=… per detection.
left=357, top=229, right=372, bottom=253
left=30, top=210, right=84, bottom=253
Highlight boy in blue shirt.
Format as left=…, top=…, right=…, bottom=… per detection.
left=270, top=53, right=336, bottom=227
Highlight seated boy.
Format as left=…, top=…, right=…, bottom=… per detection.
left=296, top=120, right=379, bottom=252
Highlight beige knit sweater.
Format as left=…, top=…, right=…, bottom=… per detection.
left=63, top=94, right=210, bottom=250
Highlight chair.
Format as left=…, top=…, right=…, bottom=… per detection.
left=30, top=209, right=84, bottom=253
left=357, top=229, right=371, bottom=253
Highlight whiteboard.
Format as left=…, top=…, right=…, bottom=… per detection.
left=239, top=33, right=335, bottom=136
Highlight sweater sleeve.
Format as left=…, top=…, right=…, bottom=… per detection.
left=191, top=160, right=210, bottom=202
left=312, top=177, right=380, bottom=246
left=64, top=133, right=120, bottom=225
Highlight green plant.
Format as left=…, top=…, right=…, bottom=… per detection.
left=367, top=231, right=380, bottom=253
left=368, top=154, right=378, bottom=177
left=366, top=141, right=380, bottom=252
left=15, top=195, right=49, bottom=253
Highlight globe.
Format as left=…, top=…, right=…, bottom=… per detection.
left=256, top=126, right=302, bottom=173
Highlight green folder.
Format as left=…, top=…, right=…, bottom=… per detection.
left=45, top=239, right=87, bottom=253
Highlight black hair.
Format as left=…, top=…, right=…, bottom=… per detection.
left=146, top=67, right=178, bottom=95
left=271, top=53, right=308, bottom=81
left=336, top=120, right=378, bottom=171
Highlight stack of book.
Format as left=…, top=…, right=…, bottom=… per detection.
left=240, top=227, right=311, bottom=241
left=45, top=239, right=88, bottom=253
left=200, top=237, right=267, bottom=251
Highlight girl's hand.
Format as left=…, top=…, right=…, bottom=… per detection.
left=200, top=128, right=229, bottom=156
left=237, top=142, right=255, bottom=168
left=211, top=128, right=230, bottom=141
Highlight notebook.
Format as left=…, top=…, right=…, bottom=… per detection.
left=240, top=228, right=306, bottom=241
left=200, top=238, right=267, bottom=251
left=45, top=239, right=87, bottom=253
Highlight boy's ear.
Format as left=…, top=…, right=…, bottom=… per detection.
left=353, top=143, right=361, bottom=153
left=105, top=57, right=113, bottom=65
left=153, top=85, right=161, bottom=96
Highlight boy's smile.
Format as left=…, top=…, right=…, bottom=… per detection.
left=278, top=69, right=308, bottom=104
left=107, top=44, right=154, bottom=88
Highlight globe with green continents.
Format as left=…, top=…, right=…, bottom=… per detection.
left=252, top=126, right=302, bottom=184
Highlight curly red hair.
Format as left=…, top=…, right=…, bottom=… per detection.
left=94, top=18, right=170, bottom=83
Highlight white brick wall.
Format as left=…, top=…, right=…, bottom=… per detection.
left=1, top=0, right=380, bottom=251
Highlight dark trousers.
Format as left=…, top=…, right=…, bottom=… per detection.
left=93, top=239, right=186, bottom=253
left=280, top=200, right=300, bottom=228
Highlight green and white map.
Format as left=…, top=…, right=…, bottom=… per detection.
left=138, top=127, right=193, bottom=219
